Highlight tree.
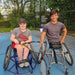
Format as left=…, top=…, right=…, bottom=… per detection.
left=46, top=0, right=75, bottom=31
left=3, top=0, right=31, bottom=15
left=0, top=13, right=3, bottom=19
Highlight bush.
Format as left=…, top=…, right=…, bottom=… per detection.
left=0, top=13, right=3, bottom=20
left=9, top=18, right=19, bottom=28
left=0, top=20, right=10, bottom=28
left=68, top=25, right=75, bottom=31
left=8, top=11, right=40, bottom=28
left=22, top=12, right=40, bottom=28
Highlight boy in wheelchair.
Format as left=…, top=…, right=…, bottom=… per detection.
left=10, top=18, right=32, bottom=68
left=40, top=9, right=68, bottom=75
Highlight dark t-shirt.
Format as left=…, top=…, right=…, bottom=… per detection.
left=12, top=27, right=31, bottom=41
left=43, top=22, right=66, bottom=43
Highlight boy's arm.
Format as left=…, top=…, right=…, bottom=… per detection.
left=40, top=32, right=46, bottom=45
left=60, top=28, right=67, bottom=44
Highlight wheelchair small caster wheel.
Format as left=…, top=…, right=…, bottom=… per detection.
left=48, top=70, right=50, bottom=74
left=65, top=69, right=68, bottom=75
left=31, top=71, right=33, bottom=74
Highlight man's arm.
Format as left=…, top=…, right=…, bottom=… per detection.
left=60, top=28, right=67, bottom=44
left=25, top=36, right=32, bottom=43
left=40, top=32, right=46, bottom=45
left=10, top=34, right=19, bottom=44
left=10, top=34, right=16, bottom=42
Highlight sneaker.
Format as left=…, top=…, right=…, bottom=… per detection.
left=19, top=63, right=25, bottom=68
left=24, top=61, right=30, bottom=67
left=18, top=59, right=30, bottom=68
left=18, top=60, right=25, bottom=68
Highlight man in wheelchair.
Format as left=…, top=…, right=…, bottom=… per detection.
left=40, top=9, right=68, bottom=75
left=10, top=18, right=32, bottom=68
left=40, top=9, right=67, bottom=47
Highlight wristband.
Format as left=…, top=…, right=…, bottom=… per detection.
left=41, top=42, right=43, bottom=44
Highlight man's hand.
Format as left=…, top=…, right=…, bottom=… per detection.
left=21, top=41, right=25, bottom=45
left=14, top=39, right=19, bottom=44
left=60, top=39, right=64, bottom=44
left=39, top=42, right=44, bottom=46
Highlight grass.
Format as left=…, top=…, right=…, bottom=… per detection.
left=0, top=28, right=75, bottom=37
left=0, top=27, right=40, bottom=33
left=68, top=34, right=75, bottom=37
left=0, top=28, right=14, bottom=33
left=27, top=26, right=40, bottom=30
left=67, top=31, right=75, bottom=37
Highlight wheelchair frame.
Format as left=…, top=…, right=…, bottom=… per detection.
left=3, top=44, right=37, bottom=75
left=45, top=43, right=73, bottom=75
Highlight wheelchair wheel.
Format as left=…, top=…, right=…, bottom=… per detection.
left=62, top=43, right=73, bottom=66
left=40, top=59, right=48, bottom=75
left=3, top=45, right=12, bottom=71
left=28, top=52, right=36, bottom=72
left=30, top=45, right=39, bottom=63
left=30, top=41, right=47, bottom=63
left=30, top=51, right=38, bottom=63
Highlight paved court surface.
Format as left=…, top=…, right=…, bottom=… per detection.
left=0, top=30, right=75, bottom=75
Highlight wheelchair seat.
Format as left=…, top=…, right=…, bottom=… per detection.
left=49, top=42, right=61, bottom=49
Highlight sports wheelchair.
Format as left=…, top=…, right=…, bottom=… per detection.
left=3, top=42, right=37, bottom=75
left=24, top=41, right=73, bottom=75
left=44, top=42, right=73, bottom=75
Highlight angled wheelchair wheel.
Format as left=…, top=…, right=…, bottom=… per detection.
left=28, top=52, right=36, bottom=73
left=40, top=59, right=48, bottom=75
left=30, top=45, right=39, bottom=63
left=30, top=41, right=47, bottom=63
left=3, top=45, right=12, bottom=71
left=31, top=51, right=38, bottom=63
left=62, top=43, right=73, bottom=66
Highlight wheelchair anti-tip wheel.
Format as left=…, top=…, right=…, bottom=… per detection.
left=3, top=45, right=12, bottom=71
left=62, top=43, right=73, bottom=66
left=40, top=59, right=48, bottom=75
left=65, top=68, right=68, bottom=75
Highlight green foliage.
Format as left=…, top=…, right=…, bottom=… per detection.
left=1, top=0, right=75, bottom=31
left=7, top=8, right=40, bottom=29
left=0, top=20, right=10, bottom=28
left=46, top=0, right=75, bottom=31
left=9, top=18, right=18, bottom=28
left=24, top=12, right=40, bottom=28
left=0, top=13, right=3, bottom=20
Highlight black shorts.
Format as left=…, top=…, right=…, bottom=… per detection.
left=49, top=42, right=61, bottom=49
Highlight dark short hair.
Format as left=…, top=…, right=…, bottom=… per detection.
left=19, top=18, right=26, bottom=24
left=50, top=9, right=59, bottom=17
